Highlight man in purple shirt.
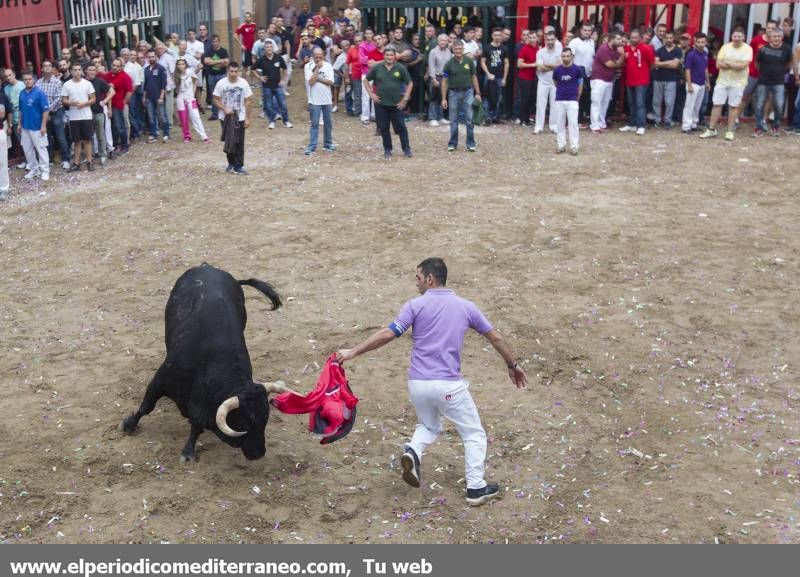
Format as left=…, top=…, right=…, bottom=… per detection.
left=336, top=258, right=527, bottom=506
left=553, top=48, right=584, bottom=155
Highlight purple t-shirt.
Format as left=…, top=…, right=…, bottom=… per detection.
left=554, top=64, right=583, bottom=101
left=684, top=48, right=708, bottom=86
left=592, top=43, right=620, bottom=82
left=389, top=288, right=493, bottom=381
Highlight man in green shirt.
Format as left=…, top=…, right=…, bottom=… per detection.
left=364, top=47, right=413, bottom=159
left=441, top=40, right=482, bottom=151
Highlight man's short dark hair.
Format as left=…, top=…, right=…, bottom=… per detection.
left=212, top=34, right=221, bottom=41
left=228, top=61, right=240, bottom=69
left=187, top=27, right=196, bottom=34
left=418, top=258, right=447, bottom=286
left=694, top=32, right=707, bottom=40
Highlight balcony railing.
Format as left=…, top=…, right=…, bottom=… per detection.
left=68, top=0, right=161, bottom=29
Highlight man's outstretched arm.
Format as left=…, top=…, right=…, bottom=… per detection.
left=483, top=329, right=527, bottom=388
left=336, top=327, right=397, bottom=363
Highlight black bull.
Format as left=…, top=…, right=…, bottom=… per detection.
left=120, top=263, right=289, bottom=461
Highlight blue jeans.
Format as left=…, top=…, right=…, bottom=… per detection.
left=48, top=108, right=70, bottom=163
left=111, top=107, right=129, bottom=148
left=793, top=88, right=800, bottom=129
left=754, top=83, right=785, bottom=130
left=145, top=98, right=169, bottom=137
left=129, top=86, right=144, bottom=138
left=626, top=85, right=647, bottom=128
left=448, top=88, right=475, bottom=148
left=262, top=86, right=289, bottom=123
left=428, top=77, right=442, bottom=121
left=307, top=104, right=333, bottom=151
left=485, top=76, right=504, bottom=121
left=208, top=72, right=225, bottom=118
left=349, top=80, right=361, bottom=117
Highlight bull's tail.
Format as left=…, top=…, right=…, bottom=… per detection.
left=238, top=279, right=282, bottom=310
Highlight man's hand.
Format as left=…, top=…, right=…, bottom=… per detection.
left=371, top=92, right=381, bottom=103
left=487, top=73, right=495, bottom=81
left=441, top=99, right=448, bottom=110
left=244, top=118, right=250, bottom=128
left=508, top=365, right=528, bottom=388
left=687, top=83, right=694, bottom=93
left=474, top=93, right=482, bottom=102
left=335, top=349, right=355, bottom=364
left=224, top=107, right=234, bottom=115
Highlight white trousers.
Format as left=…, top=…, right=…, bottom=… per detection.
left=361, top=81, right=374, bottom=121
left=681, top=83, right=706, bottom=131
left=535, top=82, right=557, bottom=132
left=282, top=53, right=293, bottom=85
left=555, top=100, right=579, bottom=149
left=407, top=379, right=487, bottom=490
left=590, top=78, right=614, bottom=130
left=105, top=105, right=114, bottom=152
left=0, top=129, right=9, bottom=192
left=176, top=96, right=208, bottom=140
left=21, top=129, right=49, bottom=174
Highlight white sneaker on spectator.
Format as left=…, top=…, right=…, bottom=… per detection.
left=40, top=172, right=50, bottom=181
left=429, top=120, right=440, bottom=127
left=332, top=106, right=338, bottom=112
left=284, top=121, right=293, bottom=128
left=258, top=111, right=266, bottom=118
left=619, top=125, right=635, bottom=132
left=17, top=162, right=29, bottom=169
left=61, top=161, right=71, bottom=170
left=440, top=118, right=450, bottom=125
left=24, top=167, right=40, bottom=179
left=268, top=121, right=275, bottom=129
left=635, top=127, right=645, bottom=136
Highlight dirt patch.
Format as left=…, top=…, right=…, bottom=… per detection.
left=0, top=94, right=798, bottom=543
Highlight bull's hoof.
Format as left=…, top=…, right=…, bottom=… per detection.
left=119, top=416, right=138, bottom=434
left=179, top=453, right=197, bottom=464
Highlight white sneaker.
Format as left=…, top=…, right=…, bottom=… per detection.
left=16, top=162, right=28, bottom=170
left=331, top=106, right=338, bottom=112
left=258, top=111, right=266, bottom=118
left=284, top=121, right=293, bottom=128
left=162, top=135, right=169, bottom=143
left=635, top=127, right=646, bottom=136
left=619, top=125, right=635, bottom=132
left=268, top=121, right=275, bottom=129
left=429, top=119, right=440, bottom=127
left=24, top=168, right=40, bottom=179
left=440, top=118, right=450, bottom=125
left=40, top=172, right=50, bottom=181
left=276, top=113, right=282, bottom=120
left=61, top=161, right=71, bottom=170
left=284, top=91, right=290, bottom=96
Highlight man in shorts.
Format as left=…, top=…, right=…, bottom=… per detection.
left=700, top=28, right=752, bottom=141
left=61, top=63, right=96, bottom=171
left=336, top=258, right=527, bottom=506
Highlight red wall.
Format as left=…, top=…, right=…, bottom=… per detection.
left=0, top=0, right=63, bottom=33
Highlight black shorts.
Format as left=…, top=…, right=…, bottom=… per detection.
left=69, top=119, right=94, bottom=142
left=242, top=51, right=253, bottom=67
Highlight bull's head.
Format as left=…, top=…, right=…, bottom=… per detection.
left=215, top=381, right=292, bottom=460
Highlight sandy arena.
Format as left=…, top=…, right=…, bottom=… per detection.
left=0, top=92, right=798, bottom=544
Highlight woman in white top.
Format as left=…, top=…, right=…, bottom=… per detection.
left=173, top=59, right=209, bottom=142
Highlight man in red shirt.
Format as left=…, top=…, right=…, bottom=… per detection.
left=101, top=58, right=133, bottom=153
left=739, top=20, right=776, bottom=124
left=235, top=12, right=257, bottom=81
left=619, top=29, right=654, bottom=135
left=515, top=33, right=538, bottom=126
left=345, top=33, right=363, bottom=116
left=312, top=6, right=334, bottom=32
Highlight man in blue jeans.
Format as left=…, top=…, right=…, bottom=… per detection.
left=752, top=29, right=792, bottom=137
left=335, top=257, right=527, bottom=506
left=254, top=42, right=293, bottom=129
left=304, top=47, right=335, bottom=155
left=143, top=49, right=169, bottom=142
left=619, top=30, right=655, bottom=135
left=441, top=41, right=482, bottom=152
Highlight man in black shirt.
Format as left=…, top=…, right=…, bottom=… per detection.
left=203, top=35, right=230, bottom=120
left=481, top=27, right=509, bottom=123
left=254, top=42, right=292, bottom=128
left=652, top=31, right=682, bottom=128
left=754, top=29, right=792, bottom=136
left=85, top=64, right=113, bottom=164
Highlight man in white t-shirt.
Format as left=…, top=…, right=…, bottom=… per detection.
left=568, top=21, right=595, bottom=123
left=60, top=63, right=96, bottom=171
left=535, top=31, right=562, bottom=134
left=212, top=61, right=253, bottom=174
left=304, top=47, right=335, bottom=155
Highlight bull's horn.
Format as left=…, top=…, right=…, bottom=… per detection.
left=215, top=397, right=246, bottom=437
left=259, top=380, right=295, bottom=395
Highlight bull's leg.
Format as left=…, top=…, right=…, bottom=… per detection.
left=179, top=424, right=204, bottom=463
left=119, top=365, right=168, bottom=433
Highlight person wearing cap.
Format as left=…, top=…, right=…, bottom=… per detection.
left=335, top=257, right=527, bottom=506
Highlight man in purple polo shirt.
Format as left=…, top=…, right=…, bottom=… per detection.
left=336, top=257, right=527, bottom=506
